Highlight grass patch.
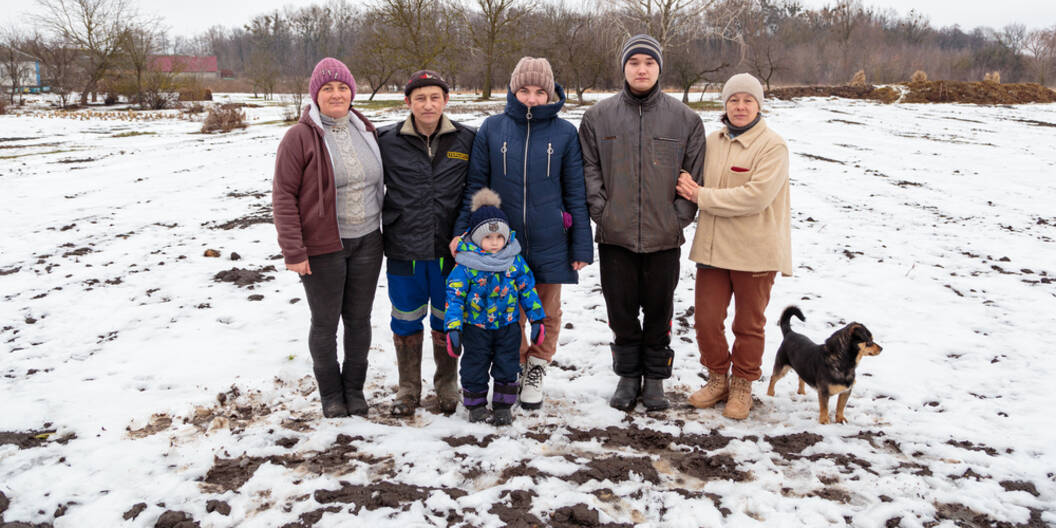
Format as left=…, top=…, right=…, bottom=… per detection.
left=0, top=149, right=78, bottom=160
left=352, top=99, right=406, bottom=111
left=111, top=131, right=156, bottom=138
left=686, top=100, right=723, bottom=111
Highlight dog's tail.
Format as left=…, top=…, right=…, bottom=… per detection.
left=779, top=306, right=805, bottom=336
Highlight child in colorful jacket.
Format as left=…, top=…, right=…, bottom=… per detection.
left=445, top=188, right=546, bottom=425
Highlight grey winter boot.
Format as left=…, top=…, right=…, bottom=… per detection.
left=392, top=332, right=423, bottom=416
left=431, top=330, right=459, bottom=414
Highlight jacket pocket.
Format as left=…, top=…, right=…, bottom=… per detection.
left=651, top=137, right=683, bottom=169
left=725, top=166, right=752, bottom=188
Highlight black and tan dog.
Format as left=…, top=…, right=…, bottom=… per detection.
left=766, top=306, right=883, bottom=424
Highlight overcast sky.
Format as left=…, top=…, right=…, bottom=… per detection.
left=6, top=0, right=1055, bottom=38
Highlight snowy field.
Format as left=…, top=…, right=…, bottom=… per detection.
left=2, top=92, right=1055, bottom=527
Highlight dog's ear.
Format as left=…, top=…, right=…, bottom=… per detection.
left=850, top=323, right=872, bottom=343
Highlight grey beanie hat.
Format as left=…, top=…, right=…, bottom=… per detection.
left=510, top=57, right=556, bottom=102
left=620, top=34, right=663, bottom=72
left=721, top=73, right=765, bottom=105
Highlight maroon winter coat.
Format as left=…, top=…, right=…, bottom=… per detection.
left=272, top=104, right=378, bottom=265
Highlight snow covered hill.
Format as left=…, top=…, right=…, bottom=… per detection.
left=2, top=94, right=1054, bottom=527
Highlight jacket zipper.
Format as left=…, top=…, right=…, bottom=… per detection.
left=522, top=108, right=532, bottom=231
left=546, top=142, right=553, bottom=178
left=638, top=104, right=643, bottom=251
left=501, top=141, right=508, bottom=177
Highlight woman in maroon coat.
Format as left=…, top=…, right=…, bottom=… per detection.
left=272, top=57, right=384, bottom=418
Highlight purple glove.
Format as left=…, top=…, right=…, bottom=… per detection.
left=562, top=212, right=573, bottom=230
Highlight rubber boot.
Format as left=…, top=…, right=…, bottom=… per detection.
left=431, top=330, right=459, bottom=414
left=392, top=332, right=423, bottom=416
left=609, top=343, right=643, bottom=411
left=640, top=378, right=670, bottom=411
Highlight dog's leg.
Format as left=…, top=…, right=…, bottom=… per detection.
left=767, top=365, right=791, bottom=396
left=835, top=390, right=852, bottom=424
left=817, top=390, right=831, bottom=424
left=797, top=378, right=806, bottom=395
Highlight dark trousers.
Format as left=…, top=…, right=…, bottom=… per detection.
left=598, top=243, right=680, bottom=379
left=459, top=323, right=521, bottom=394
left=300, top=230, right=383, bottom=393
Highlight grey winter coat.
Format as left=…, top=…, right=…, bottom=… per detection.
left=579, top=85, right=706, bottom=253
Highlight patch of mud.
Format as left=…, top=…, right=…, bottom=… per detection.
left=203, top=455, right=269, bottom=492
left=203, top=435, right=382, bottom=492
left=674, top=453, right=750, bottom=482
left=213, top=266, right=276, bottom=288
left=798, top=153, right=845, bottom=164
left=929, top=502, right=1048, bottom=528
left=210, top=207, right=272, bottom=230
left=0, top=429, right=76, bottom=449
left=155, top=510, right=199, bottom=528
left=442, top=434, right=498, bottom=448
left=765, top=432, right=823, bottom=456
left=313, top=481, right=467, bottom=514
left=902, top=80, right=1056, bottom=104
left=551, top=503, right=634, bottom=528
left=801, top=452, right=877, bottom=475
left=498, top=459, right=547, bottom=483
left=123, top=503, right=148, bottom=520
left=1000, top=480, right=1040, bottom=497
left=565, top=425, right=733, bottom=453
left=567, top=455, right=660, bottom=485
left=896, top=461, right=932, bottom=476
left=768, top=84, right=900, bottom=103
left=489, top=489, right=543, bottom=528
left=810, top=487, right=853, bottom=504
left=204, top=500, right=230, bottom=516
left=0, top=266, right=19, bottom=276
left=128, top=414, right=173, bottom=438
left=946, top=439, right=1001, bottom=456
left=278, top=506, right=342, bottom=528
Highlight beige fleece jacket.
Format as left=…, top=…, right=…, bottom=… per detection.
left=689, top=117, right=792, bottom=276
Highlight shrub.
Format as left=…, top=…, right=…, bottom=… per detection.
left=850, top=70, right=867, bottom=86
left=201, top=105, right=247, bottom=133
left=179, top=87, right=213, bottom=101
left=983, top=71, right=1001, bottom=84
left=910, top=70, right=928, bottom=83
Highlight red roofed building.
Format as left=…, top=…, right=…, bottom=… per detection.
left=150, top=56, right=220, bottom=80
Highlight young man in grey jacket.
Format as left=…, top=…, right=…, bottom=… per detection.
left=578, top=34, right=706, bottom=412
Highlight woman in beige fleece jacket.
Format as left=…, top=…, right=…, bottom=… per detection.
left=676, top=72, right=791, bottom=420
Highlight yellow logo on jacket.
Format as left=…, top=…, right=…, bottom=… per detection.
left=447, top=151, right=469, bottom=161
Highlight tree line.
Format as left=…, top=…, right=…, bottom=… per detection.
left=4, top=0, right=1056, bottom=109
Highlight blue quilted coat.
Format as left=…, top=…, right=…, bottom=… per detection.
left=454, top=84, right=593, bottom=284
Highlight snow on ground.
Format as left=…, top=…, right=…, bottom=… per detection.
left=1, top=92, right=1055, bottom=527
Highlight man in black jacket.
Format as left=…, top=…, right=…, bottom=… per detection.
left=378, top=70, right=476, bottom=416
left=579, top=34, right=706, bottom=412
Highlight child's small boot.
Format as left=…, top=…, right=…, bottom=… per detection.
left=463, top=389, right=489, bottom=422
left=491, top=381, right=518, bottom=426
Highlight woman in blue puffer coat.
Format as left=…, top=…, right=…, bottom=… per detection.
left=451, top=56, right=593, bottom=410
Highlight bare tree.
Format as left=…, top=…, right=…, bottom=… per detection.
left=374, top=0, right=458, bottom=73
left=606, top=0, right=718, bottom=50
left=348, top=9, right=401, bottom=100
left=22, top=33, right=79, bottom=107
left=1024, top=27, right=1056, bottom=85
left=120, top=23, right=163, bottom=107
left=540, top=3, right=621, bottom=104
left=244, top=12, right=288, bottom=99
left=1, top=31, right=34, bottom=105
left=463, top=0, right=533, bottom=99
left=34, top=0, right=137, bottom=105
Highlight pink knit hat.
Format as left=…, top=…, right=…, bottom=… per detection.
left=309, top=57, right=356, bottom=104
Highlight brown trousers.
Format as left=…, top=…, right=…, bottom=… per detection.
left=518, top=283, right=562, bottom=363
left=694, top=268, right=776, bottom=381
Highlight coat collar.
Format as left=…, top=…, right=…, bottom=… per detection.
left=503, top=83, right=566, bottom=124
left=721, top=116, right=769, bottom=148
left=619, top=81, right=664, bottom=109
left=399, top=113, right=457, bottom=138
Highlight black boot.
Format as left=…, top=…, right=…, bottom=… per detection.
left=641, top=346, right=674, bottom=411
left=640, top=378, right=669, bottom=411
left=315, top=366, right=349, bottom=418
left=464, top=389, right=489, bottom=423
left=609, top=344, right=643, bottom=411
left=491, top=382, right=518, bottom=426
left=342, top=359, right=369, bottom=416
left=609, top=376, right=641, bottom=411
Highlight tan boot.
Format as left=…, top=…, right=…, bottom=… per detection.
left=392, top=332, right=423, bottom=416
left=723, top=376, right=753, bottom=420
left=688, top=370, right=729, bottom=409
left=431, top=330, right=459, bottom=414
